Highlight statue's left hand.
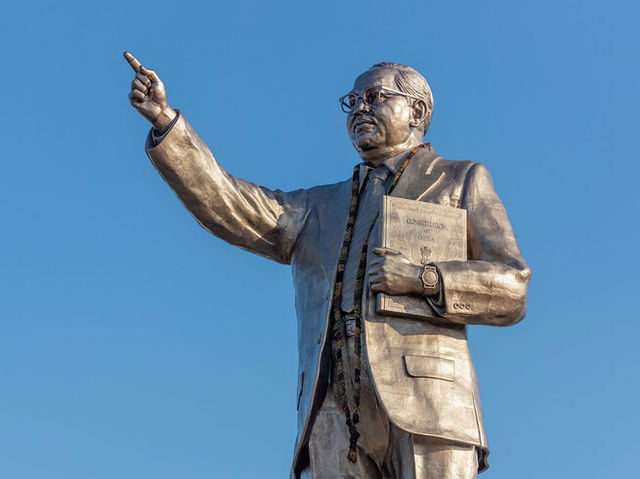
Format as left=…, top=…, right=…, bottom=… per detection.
left=368, top=247, right=423, bottom=296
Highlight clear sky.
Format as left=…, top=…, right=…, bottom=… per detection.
left=1, top=0, right=638, bottom=477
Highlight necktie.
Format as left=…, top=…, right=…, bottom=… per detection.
left=341, top=166, right=390, bottom=312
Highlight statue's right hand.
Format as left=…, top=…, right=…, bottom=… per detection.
left=124, top=51, right=176, bottom=133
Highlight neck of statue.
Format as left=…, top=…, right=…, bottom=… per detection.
left=358, top=133, right=424, bottom=166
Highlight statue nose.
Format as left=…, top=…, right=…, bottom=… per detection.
left=352, top=97, right=370, bottom=114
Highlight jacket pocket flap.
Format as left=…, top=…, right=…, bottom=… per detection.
left=403, top=355, right=455, bottom=381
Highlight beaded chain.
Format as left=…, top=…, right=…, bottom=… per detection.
left=329, top=143, right=429, bottom=463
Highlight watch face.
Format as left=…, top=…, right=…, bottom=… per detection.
left=422, top=268, right=438, bottom=287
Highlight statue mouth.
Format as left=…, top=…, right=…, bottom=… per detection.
left=353, top=119, right=376, bottom=132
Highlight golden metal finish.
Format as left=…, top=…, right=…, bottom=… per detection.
left=124, top=55, right=531, bottom=478
left=377, top=196, right=466, bottom=319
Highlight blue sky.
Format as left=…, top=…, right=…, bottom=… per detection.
left=1, top=0, right=638, bottom=477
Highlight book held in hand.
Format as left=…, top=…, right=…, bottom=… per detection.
left=376, top=195, right=467, bottom=320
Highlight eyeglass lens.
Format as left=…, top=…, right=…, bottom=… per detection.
left=342, top=87, right=384, bottom=112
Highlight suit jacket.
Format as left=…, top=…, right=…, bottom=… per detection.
left=145, top=113, right=531, bottom=476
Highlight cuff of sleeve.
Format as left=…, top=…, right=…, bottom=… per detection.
left=150, top=110, right=181, bottom=146
left=425, top=263, right=446, bottom=314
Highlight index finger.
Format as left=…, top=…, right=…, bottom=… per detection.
left=123, top=51, right=142, bottom=72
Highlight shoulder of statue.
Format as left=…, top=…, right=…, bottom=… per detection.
left=402, top=147, right=472, bottom=177
left=305, top=176, right=354, bottom=201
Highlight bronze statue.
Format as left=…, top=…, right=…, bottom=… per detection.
left=124, top=51, right=530, bottom=479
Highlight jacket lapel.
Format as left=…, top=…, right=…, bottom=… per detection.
left=390, top=146, right=445, bottom=201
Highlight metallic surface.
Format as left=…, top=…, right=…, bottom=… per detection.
left=302, top=338, right=478, bottom=479
left=125, top=55, right=531, bottom=478
left=377, top=197, right=466, bottom=319
left=340, top=86, right=427, bottom=113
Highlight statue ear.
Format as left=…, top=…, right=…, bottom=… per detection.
left=409, top=100, right=429, bottom=129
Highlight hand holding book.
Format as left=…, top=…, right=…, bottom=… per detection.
left=368, top=247, right=427, bottom=296
left=376, top=196, right=466, bottom=320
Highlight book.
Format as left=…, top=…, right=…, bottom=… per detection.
left=376, top=195, right=467, bottom=320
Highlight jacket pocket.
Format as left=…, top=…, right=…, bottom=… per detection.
left=403, top=355, right=455, bottom=382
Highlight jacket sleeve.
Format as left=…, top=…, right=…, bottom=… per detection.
left=145, top=113, right=309, bottom=265
left=431, top=163, right=531, bottom=326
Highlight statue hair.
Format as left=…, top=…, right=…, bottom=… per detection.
left=369, top=62, right=434, bottom=135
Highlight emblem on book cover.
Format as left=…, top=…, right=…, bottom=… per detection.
left=420, top=246, right=433, bottom=265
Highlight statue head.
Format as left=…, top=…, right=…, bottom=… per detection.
left=340, top=63, right=434, bottom=163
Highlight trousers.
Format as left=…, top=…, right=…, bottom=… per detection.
left=300, top=319, right=479, bottom=479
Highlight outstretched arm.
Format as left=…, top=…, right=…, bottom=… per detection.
left=124, top=52, right=308, bottom=264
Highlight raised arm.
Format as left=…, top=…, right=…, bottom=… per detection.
left=124, top=52, right=309, bottom=264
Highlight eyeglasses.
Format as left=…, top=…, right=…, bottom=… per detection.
left=338, top=85, right=424, bottom=113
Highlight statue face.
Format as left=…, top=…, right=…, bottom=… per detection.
left=347, top=68, right=416, bottom=154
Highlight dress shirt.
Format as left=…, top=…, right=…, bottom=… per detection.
left=340, top=151, right=409, bottom=313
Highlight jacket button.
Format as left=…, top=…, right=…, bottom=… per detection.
left=316, top=337, right=322, bottom=344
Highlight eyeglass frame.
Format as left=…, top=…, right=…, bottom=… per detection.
left=338, top=85, right=426, bottom=113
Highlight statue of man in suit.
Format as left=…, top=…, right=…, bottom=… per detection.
left=124, top=52, right=530, bottom=479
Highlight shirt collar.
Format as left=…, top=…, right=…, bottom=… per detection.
left=380, top=149, right=410, bottom=176
left=359, top=146, right=415, bottom=180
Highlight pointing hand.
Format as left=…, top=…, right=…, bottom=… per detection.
left=124, top=51, right=176, bottom=133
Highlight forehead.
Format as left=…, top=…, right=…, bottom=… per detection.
left=352, top=67, right=397, bottom=91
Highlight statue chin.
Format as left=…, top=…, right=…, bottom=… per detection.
left=353, top=133, right=382, bottom=152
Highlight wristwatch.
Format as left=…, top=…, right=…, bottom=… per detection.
left=420, top=265, right=439, bottom=296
